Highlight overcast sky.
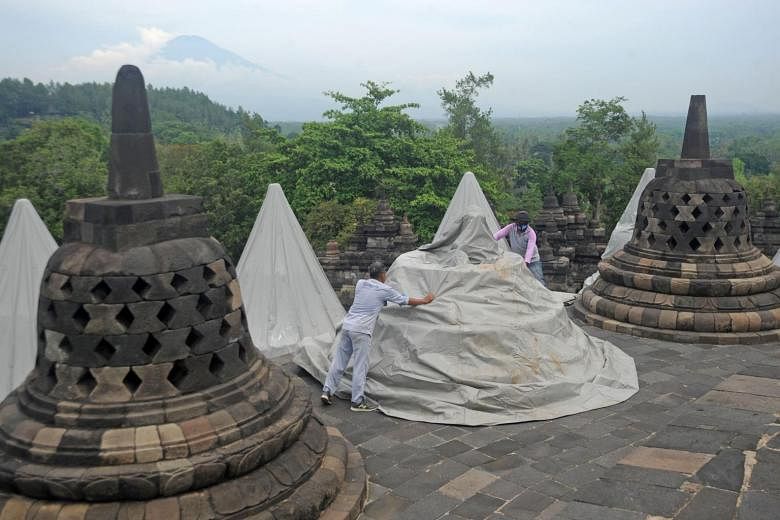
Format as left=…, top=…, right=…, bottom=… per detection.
left=1, top=0, right=778, bottom=120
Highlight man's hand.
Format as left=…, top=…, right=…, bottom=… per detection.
left=409, top=293, right=435, bottom=306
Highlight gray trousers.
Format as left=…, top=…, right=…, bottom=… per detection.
left=323, top=329, right=372, bottom=404
left=528, top=261, right=546, bottom=286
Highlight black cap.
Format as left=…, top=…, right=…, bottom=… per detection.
left=514, top=210, right=530, bottom=224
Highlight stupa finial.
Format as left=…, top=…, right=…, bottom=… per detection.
left=680, top=94, right=710, bottom=159
left=107, top=64, right=163, bottom=199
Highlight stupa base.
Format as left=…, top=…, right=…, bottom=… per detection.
left=572, top=298, right=780, bottom=345
left=0, top=422, right=365, bottom=520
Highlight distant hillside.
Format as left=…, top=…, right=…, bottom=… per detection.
left=0, top=77, right=248, bottom=142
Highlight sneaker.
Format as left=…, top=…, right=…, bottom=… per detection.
left=350, top=398, right=378, bottom=412
left=320, top=391, right=332, bottom=406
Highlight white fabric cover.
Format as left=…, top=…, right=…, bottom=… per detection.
left=581, top=167, right=656, bottom=290
left=237, top=184, right=344, bottom=358
left=435, top=171, right=506, bottom=251
left=295, top=176, right=638, bottom=425
left=0, top=200, right=57, bottom=400
left=773, top=249, right=780, bottom=267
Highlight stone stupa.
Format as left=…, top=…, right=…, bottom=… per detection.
left=575, top=95, right=780, bottom=344
left=0, top=65, right=365, bottom=519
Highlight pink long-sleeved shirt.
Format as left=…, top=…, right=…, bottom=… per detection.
left=493, top=223, right=537, bottom=263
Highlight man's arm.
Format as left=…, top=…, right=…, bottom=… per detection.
left=493, top=223, right=514, bottom=241
left=524, top=227, right=537, bottom=264
left=408, top=293, right=434, bottom=306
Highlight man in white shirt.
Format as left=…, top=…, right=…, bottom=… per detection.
left=321, top=261, right=434, bottom=411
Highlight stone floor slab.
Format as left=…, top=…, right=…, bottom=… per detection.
left=715, top=374, right=780, bottom=398
left=698, top=389, right=780, bottom=414
left=618, top=446, right=714, bottom=474
left=439, top=468, right=499, bottom=500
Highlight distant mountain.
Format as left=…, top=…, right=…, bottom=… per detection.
left=157, top=35, right=269, bottom=72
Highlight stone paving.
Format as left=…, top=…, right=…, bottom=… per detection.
left=281, top=318, right=780, bottom=520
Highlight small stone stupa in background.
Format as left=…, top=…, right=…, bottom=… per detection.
left=320, top=199, right=418, bottom=307
left=0, top=65, right=365, bottom=519
left=575, top=95, right=780, bottom=344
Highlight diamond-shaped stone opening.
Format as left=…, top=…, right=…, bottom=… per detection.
left=702, top=222, right=712, bottom=233
left=737, top=192, right=744, bottom=200
left=715, top=207, right=725, bottom=218
left=238, top=344, right=247, bottom=364
left=662, top=192, right=670, bottom=201
left=647, top=233, right=656, bottom=246
left=689, top=238, right=701, bottom=251
left=123, top=369, right=142, bottom=394
left=44, top=363, right=57, bottom=390
left=90, top=280, right=112, bottom=302
left=678, top=222, right=690, bottom=234
left=651, top=203, right=659, bottom=213
left=171, top=273, right=188, bottom=291
left=157, top=302, right=176, bottom=326
left=724, top=221, right=733, bottom=233
left=72, top=306, right=90, bottom=329
left=95, top=339, right=117, bottom=361
left=219, top=318, right=231, bottom=337
left=142, top=334, right=161, bottom=359
left=722, top=194, right=730, bottom=203
left=59, top=337, right=72, bottom=354
left=209, top=354, right=225, bottom=377
left=203, top=265, right=216, bottom=284
left=681, top=193, right=691, bottom=204
left=61, top=278, right=73, bottom=296
left=196, top=294, right=213, bottom=317
left=640, top=216, right=648, bottom=230
left=658, top=220, right=668, bottom=231
left=671, top=206, right=680, bottom=217
left=733, top=207, right=740, bottom=216
left=185, top=328, right=204, bottom=349
left=167, top=360, right=189, bottom=388
left=740, top=220, right=747, bottom=230
left=703, top=194, right=713, bottom=204
left=116, top=306, right=134, bottom=330
left=734, top=236, right=742, bottom=248
left=691, top=206, right=702, bottom=219
left=240, top=310, right=249, bottom=331
left=47, top=301, right=57, bottom=321
left=714, top=237, right=724, bottom=252
left=76, top=370, right=96, bottom=397
left=132, top=277, right=151, bottom=298
left=666, top=237, right=677, bottom=250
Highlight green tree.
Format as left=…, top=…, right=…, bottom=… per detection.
left=552, top=97, right=658, bottom=229
left=0, top=118, right=106, bottom=238
left=437, top=72, right=505, bottom=170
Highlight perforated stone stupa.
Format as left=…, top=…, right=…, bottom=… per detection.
left=0, top=65, right=365, bottom=519
left=575, top=95, right=780, bottom=344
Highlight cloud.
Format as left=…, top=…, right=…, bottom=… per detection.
left=69, top=27, right=174, bottom=70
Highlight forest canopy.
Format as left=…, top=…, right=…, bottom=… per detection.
left=1, top=74, right=779, bottom=260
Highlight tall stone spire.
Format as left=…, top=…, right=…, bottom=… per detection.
left=680, top=94, right=710, bottom=159
left=107, top=65, right=163, bottom=199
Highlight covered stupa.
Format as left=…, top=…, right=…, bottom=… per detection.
left=0, top=199, right=57, bottom=400
left=295, top=172, right=638, bottom=426
left=575, top=96, right=780, bottom=344
left=0, top=65, right=365, bottom=519
left=237, top=184, right=344, bottom=358
left=581, top=167, right=656, bottom=290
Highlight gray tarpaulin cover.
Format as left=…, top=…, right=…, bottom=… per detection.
left=0, top=200, right=57, bottom=400
left=774, top=249, right=780, bottom=267
left=295, top=173, right=638, bottom=425
left=581, top=167, right=656, bottom=291
left=238, top=184, right=344, bottom=358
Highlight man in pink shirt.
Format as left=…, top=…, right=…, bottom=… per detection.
left=494, top=210, right=546, bottom=286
